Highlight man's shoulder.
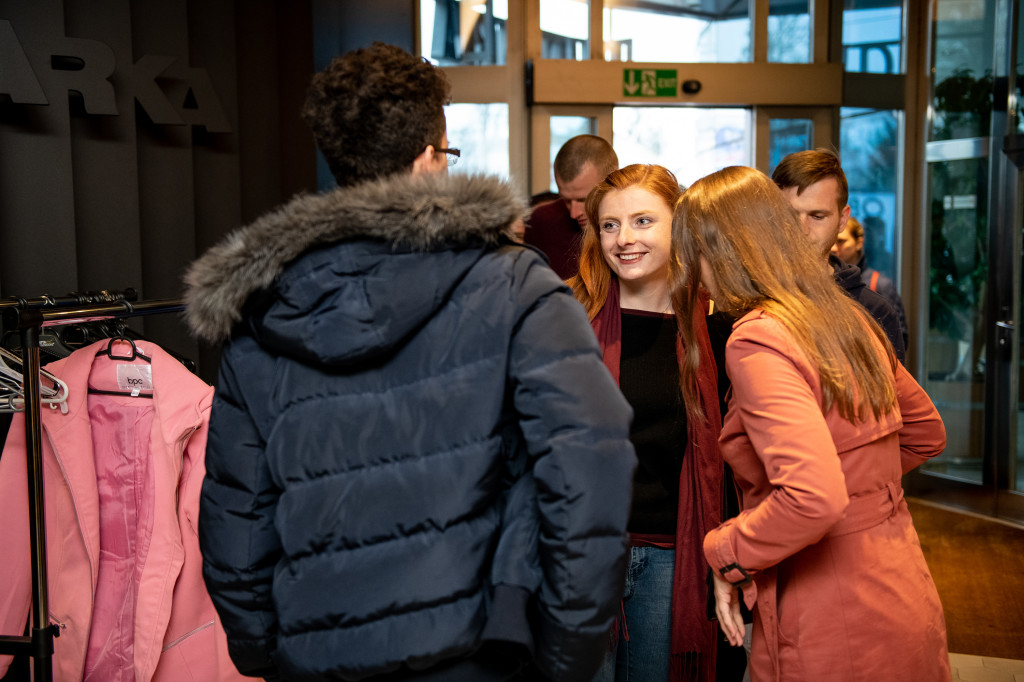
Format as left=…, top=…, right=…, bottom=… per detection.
left=854, top=281, right=897, bottom=316
left=523, top=198, right=581, bottom=271
left=846, top=278, right=905, bottom=359
left=528, top=198, right=571, bottom=226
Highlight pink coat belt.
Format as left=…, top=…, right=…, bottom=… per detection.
left=827, top=481, right=903, bottom=538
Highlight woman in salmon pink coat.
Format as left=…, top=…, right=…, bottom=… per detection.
left=672, top=166, right=950, bottom=682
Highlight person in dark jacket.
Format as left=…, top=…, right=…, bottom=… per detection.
left=184, top=43, right=637, bottom=682
left=772, top=149, right=906, bottom=363
left=832, top=215, right=909, bottom=351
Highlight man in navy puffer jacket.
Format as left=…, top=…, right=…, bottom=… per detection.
left=184, top=43, right=636, bottom=682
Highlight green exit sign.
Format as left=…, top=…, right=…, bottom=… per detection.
left=623, top=69, right=678, bottom=97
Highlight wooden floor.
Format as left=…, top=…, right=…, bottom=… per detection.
left=908, top=498, right=1024, bottom=662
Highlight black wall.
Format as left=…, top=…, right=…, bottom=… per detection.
left=0, top=0, right=415, bottom=381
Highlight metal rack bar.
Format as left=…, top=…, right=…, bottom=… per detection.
left=0, top=288, right=138, bottom=312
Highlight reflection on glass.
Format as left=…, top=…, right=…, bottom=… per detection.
left=1017, top=0, right=1024, bottom=492
left=1019, top=210, right=1024, bottom=492
left=842, top=0, right=903, bottom=74
left=924, top=157, right=987, bottom=483
left=540, top=0, right=589, bottom=60
left=768, top=0, right=809, bottom=64
left=421, top=0, right=508, bottom=66
left=1018, top=5, right=1024, bottom=137
left=921, top=0, right=995, bottom=484
left=602, top=1, right=750, bottom=62
left=768, top=119, right=812, bottom=175
left=930, top=2, right=993, bottom=142
left=840, top=108, right=900, bottom=278
left=445, top=103, right=510, bottom=179
left=549, top=116, right=594, bottom=191
left=612, top=107, right=750, bottom=187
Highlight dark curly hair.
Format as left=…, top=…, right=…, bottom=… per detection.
left=301, top=43, right=451, bottom=187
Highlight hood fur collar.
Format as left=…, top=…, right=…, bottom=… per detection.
left=184, top=172, right=526, bottom=343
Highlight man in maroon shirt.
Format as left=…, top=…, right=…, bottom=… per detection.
left=525, top=135, right=618, bottom=280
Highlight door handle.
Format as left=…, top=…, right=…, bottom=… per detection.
left=996, top=320, right=1014, bottom=347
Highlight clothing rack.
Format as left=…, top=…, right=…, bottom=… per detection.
left=0, top=296, right=185, bottom=682
left=0, top=288, right=138, bottom=313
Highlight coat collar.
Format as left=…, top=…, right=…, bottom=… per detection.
left=42, top=339, right=212, bottom=446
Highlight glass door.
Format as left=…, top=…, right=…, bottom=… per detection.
left=998, top=0, right=1024, bottom=520
left=907, top=0, right=1024, bottom=524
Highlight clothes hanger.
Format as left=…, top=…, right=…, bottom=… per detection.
left=88, top=322, right=154, bottom=399
left=121, top=326, right=197, bottom=374
left=1, top=328, right=79, bottom=365
left=0, top=346, right=70, bottom=414
left=95, top=334, right=152, bottom=364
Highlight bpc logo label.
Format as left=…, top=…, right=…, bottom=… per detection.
left=0, top=19, right=231, bottom=132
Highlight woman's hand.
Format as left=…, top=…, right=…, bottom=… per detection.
left=712, top=571, right=745, bottom=647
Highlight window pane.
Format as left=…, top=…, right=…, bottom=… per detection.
left=1017, top=4, right=1024, bottom=136
left=602, top=1, right=750, bottom=63
left=1014, top=0, right=1024, bottom=495
left=446, top=103, right=510, bottom=179
left=549, top=116, right=594, bottom=191
left=421, top=0, right=508, bottom=66
left=840, top=107, right=901, bottom=280
left=919, top=0, right=994, bottom=483
left=612, top=107, right=751, bottom=187
left=769, top=0, right=810, bottom=63
left=842, top=0, right=903, bottom=74
left=768, top=119, right=813, bottom=175
left=929, top=2, right=992, bottom=141
left=541, top=0, right=589, bottom=60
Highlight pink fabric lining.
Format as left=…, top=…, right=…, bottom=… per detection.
left=82, top=389, right=156, bottom=682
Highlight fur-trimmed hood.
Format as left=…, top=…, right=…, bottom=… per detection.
left=185, top=172, right=526, bottom=360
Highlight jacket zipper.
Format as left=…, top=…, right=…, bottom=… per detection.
left=161, top=620, right=214, bottom=651
left=47, top=616, right=67, bottom=634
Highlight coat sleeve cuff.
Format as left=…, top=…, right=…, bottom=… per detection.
left=704, top=521, right=741, bottom=578
left=481, top=584, right=535, bottom=654
left=704, top=521, right=758, bottom=609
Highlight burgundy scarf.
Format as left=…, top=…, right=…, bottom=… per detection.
left=591, top=280, right=723, bottom=682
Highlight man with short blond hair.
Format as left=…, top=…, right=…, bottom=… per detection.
left=526, top=135, right=618, bottom=279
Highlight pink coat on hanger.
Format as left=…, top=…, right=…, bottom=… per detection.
left=0, top=339, right=246, bottom=682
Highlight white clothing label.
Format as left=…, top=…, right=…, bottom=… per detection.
left=116, top=364, right=153, bottom=395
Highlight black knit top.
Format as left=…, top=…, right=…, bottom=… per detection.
left=619, top=309, right=687, bottom=535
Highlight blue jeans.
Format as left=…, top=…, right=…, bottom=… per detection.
left=591, top=545, right=675, bottom=682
